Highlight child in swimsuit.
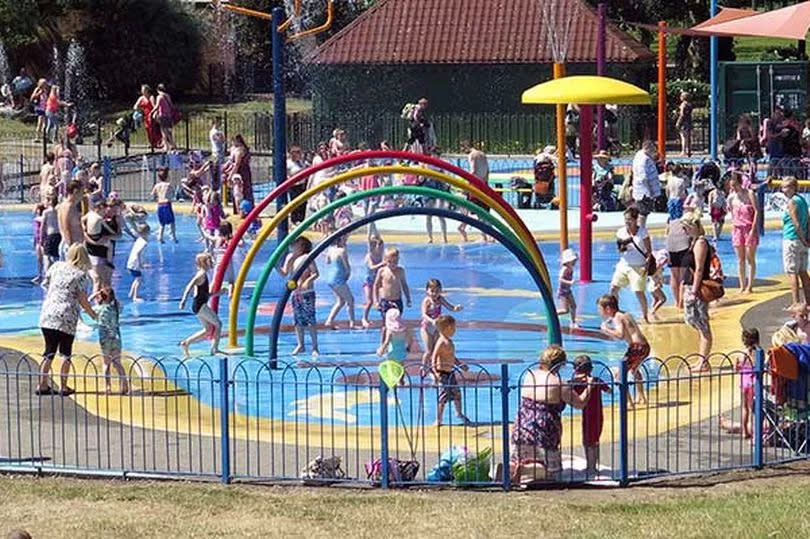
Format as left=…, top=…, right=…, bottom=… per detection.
left=203, top=190, right=226, bottom=243
left=708, top=185, right=727, bottom=241
left=597, top=294, right=649, bottom=407
left=91, top=286, right=129, bottom=394
left=373, top=247, right=412, bottom=346
left=377, top=308, right=417, bottom=385
left=179, top=253, right=225, bottom=358
left=420, top=278, right=462, bottom=367
left=32, top=204, right=45, bottom=283
left=649, top=249, right=669, bottom=317
left=279, top=236, right=320, bottom=356
left=200, top=221, right=236, bottom=297
left=556, top=248, right=578, bottom=329
left=361, top=235, right=385, bottom=329
left=324, top=235, right=356, bottom=329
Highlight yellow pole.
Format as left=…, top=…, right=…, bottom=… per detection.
left=553, top=63, right=568, bottom=250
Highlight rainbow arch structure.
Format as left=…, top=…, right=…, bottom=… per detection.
left=212, top=151, right=562, bottom=357
left=243, top=185, right=553, bottom=356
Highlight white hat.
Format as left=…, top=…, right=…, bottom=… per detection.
left=561, top=248, right=578, bottom=265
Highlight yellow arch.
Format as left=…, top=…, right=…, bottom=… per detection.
left=228, top=165, right=551, bottom=348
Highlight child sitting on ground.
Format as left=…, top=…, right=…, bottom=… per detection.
left=597, top=294, right=649, bottom=407
left=279, top=237, right=320, bottom=356
left=91, top=286, right=129, bottom=395
left=431, top=315, right=471, bottom=426
left=570, top=355, right=610, bottom=477
left=556, top=248, right=578, bottom=329
left=420, top=278, right=463, bottom=366
left=649, top=249, right=669, bottom=317
left=373, top=247, right=412, bottom=344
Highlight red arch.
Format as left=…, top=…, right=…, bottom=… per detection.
left=211, top=150, right=537, bottom=313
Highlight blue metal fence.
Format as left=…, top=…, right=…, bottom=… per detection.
left=1, top=348, right=808, bottom=488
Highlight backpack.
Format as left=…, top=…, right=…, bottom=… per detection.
left=707, top=246, right=724, bottom=282
left=365, top=457, right=420, bottom=483
left=400, top=103, right=417, bottom=121
left=300, top=455, right=346, bottom=484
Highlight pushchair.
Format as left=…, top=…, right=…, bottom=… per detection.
left=533, top=159, right=556, bottom=208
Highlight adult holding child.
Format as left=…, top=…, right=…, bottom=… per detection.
left=610, top=207, right=652, bottom=324
left=781, top=177, right=810, bottom=305
left=37, top=243, right=98, bottom=396
left=133, top=84, right=162, bottom=150
left=510, top=346, right=594, bottom=481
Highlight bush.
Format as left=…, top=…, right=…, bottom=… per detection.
left=71, top=0, right=202, bottom=99
left=650, top=79, right=710, bottom=119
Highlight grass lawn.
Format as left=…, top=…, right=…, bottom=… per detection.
left=3, top=465, right=810, bottom=538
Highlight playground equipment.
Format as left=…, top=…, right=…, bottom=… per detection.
left=212, top=0, right=334, bottom=240
left=209, top=150, right=561, bottom=360
left=522, top=76, right=651, bottom=282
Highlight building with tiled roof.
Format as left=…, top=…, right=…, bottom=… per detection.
left=305, top=0, right=654, bottom=114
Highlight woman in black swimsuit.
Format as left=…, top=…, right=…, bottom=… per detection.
left=178, top=253, right=226, bottom=358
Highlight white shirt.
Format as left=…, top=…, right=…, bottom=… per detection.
left=632, top=150, right=661, bottom=201
left=663, top=172, right=687, bottom=200
left=287, top=158, right=304, bottom=178
left=126, top=237, right=147, bottom=271
left=209, top=126, right=225, bottom=159
left=616, top=225, right=649, bottom=266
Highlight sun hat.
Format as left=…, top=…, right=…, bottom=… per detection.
left=385, top=308, right=406, bottom=334
left=573, top=355, right=592, bottom=373
left=239, top=199, right=254, bottom=213
left=107, top=191, right=121, bottom=205
left=561, top=248, right=578, bottom=265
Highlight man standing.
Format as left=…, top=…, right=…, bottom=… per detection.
left=610, top=207, right=652, bottom=324
left=631, top=140, right=661, bottom=227
left=406, top=97, right=432, bottom=154
left=57, top=180, right=84, bottom=259
left=459, top=141, right=491, bottom=242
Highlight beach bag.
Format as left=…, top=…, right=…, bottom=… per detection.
left=452, top=447, right=492, bottom=484
left=400, top=102, right=417, bottom=121
left=698, top=245, right=725, bottom=302
left=365, top=457, right=419, bottom=483
left=300, top=455, right=345, bottom=483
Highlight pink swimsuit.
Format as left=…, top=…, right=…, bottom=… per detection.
left=421, top=301, right=442, bottom=332
left=731, top=194, right=758, bottom=248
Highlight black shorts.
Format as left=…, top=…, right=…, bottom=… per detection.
left=41, top=327, right=75, bottom=359
left=44, top=233, right=61, bottom=259
left=668, top=248, right=690, bottom=269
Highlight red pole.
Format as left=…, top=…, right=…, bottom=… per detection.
left=658, top=21, right=667, bottom=162
left=579, top=105, right=594, bottom=282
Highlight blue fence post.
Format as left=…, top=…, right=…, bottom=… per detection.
left=219, top=356, right=231, bottom=484
left=18, top=154, right=24, bottom=204
left=102, top=156, right=112, bottom=196
left=618, top=360, right=629, bottom=486
left=379, top=380, right=390, bottom=488
left=500, top=364, right=511, bottom=490
left=756, top=183, right=766, bottom=237
left=754, top=348, right=765, bottom=469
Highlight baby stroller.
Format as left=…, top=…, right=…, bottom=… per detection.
left=533, top=159, right=556, bottom=208
left=592, top=176, right=617, bottom=212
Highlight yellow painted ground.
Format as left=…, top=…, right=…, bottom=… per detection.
left=0, top=273, right=790, bottom=452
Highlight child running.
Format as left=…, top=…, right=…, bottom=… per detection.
left=324, top=235, right=356, bottom=330
left=361, top=234, right=385, bottom=329
left=570, top=355, right=609, bottom=477
left=150, top=167, right=177, bottom=243
left=200, top=221, right=236, bottom=297
left=597, top=294, right=649, bottom=407
left=126, top=223, right=150, bottom=302
left=431, top=315, right=471, bottom=426
left=377, top=308, right=417, bottom=383
left=420, top=278, right=462, bottom=366
left=649, top=249, right=669, bottom=317
left=178, top=253, right=225, bottom=358
left=373, top=247, right=412, bottom=344
left=92, top=286, right=129, bottom=395
left=556, top=248, right=578, bottom=328
left=279, top=237, right=320, bottom=356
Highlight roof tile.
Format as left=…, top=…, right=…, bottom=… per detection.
left=307, top=0, right=653, bottom=65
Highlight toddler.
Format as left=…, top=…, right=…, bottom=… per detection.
left=324, top=234, right=356, bottom=329
left=708, top=185, right=727, bottom=240
left=377, top=308, right=417, bottom=384
left=431, top=315, right=471, bottom=426
left=649, top=249, right=669, bottom=316
left=420, top=278, right=462, bottom=366
left=556, top=248, right=578, bottom=328
left=361, top=235, right=385, bottom=329
left=126, top=223, right=150, bottom=302
left=92, top=287, right=129, bottom=394
left=570, top=355, right=609, bottom=477
left=721, top=328, right=759, bottom=438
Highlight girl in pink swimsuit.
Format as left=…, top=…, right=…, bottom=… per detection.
left=419, top=278, right=463, bottom=367
left=728, top=172, right=759, bottom=293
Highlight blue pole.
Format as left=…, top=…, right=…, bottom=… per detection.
left=102, top=156, right=112, bottom=196
left=219, top=357, right=231, bottom=483
left=379, top=380, right=390, bottom=488
left=18, top=154, right=24, bottom=204
left=756, top=183, right=766, bottom=237
left=753, top=348, right=764, bottom=469
left=272, top=7, right=289, bottom=242
left=709, top=0, right=718, bottom=160
left=500, top=364, right=511, bottom=491
left=618, top=360, right=629, bottom=485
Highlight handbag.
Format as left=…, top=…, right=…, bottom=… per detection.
left=698, top=279, right=724, bottom=302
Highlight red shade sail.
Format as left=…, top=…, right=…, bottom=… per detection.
left=691, top=1, right=810, bottom=40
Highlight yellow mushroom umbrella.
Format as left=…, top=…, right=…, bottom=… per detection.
left=521, top=75, right=651, bottom=282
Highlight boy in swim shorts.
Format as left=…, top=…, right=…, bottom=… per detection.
left=150, top=167, right=177, bottom=243
left=597, top=294, right=649, bottom=407
left=431, top=315, right=471, bottom=426
left=373, top=247, right=412, bottom=343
